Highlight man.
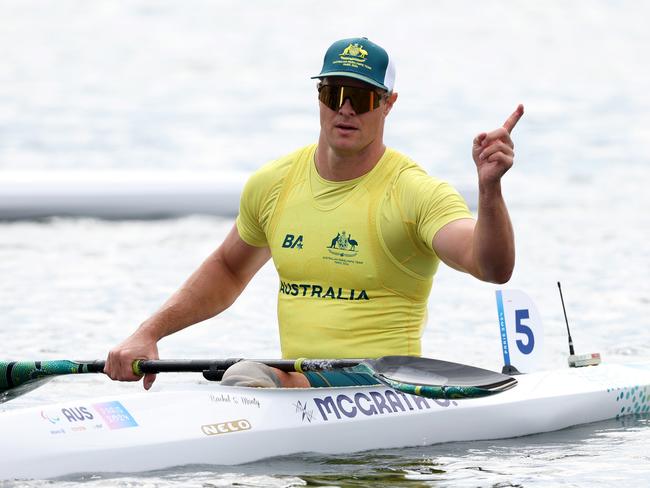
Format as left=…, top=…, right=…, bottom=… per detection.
left=105, top=37, right=523, bottom=390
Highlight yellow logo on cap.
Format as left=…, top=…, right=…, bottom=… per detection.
left=340, top=43, right=368, bottom=61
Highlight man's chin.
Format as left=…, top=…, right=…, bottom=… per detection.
left=328, top=134, right=363, bottom=152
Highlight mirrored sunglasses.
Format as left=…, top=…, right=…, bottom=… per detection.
left=318, top=84, right=384, bottom=114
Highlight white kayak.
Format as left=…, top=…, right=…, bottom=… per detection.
left=1, top=361, right=650, bottom=480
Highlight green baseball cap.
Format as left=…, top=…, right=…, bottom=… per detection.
left=312, top=37, right=396, bottom=92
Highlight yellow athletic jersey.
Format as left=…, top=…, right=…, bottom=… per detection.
left=236, top=144, right=473, bottom=359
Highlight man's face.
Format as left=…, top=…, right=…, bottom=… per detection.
left=318, top=76, right=396, bottom=156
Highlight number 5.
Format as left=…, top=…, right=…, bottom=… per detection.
left=515, top=309, right=535, bottom=354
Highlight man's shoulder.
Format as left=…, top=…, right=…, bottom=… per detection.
left=238, top=144, right=317, bottom=244
left=247, top=144, right=316, bottom=189
left=384, top=150, right=469, bottom=214
left=384, top=148, right=445, bottom=189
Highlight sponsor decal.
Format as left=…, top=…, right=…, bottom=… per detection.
left=201, top=419, right=251, bottom=436
left=279, top=281, right=369, bottom=301
left=297, top=389, right=458, bottom=422
left=282, top=234, right=304, bottom=249
left=92, top=401, right=138, bottom=429
left=293, top=400, right=314, bottom=423
left=41, top=405, right=105, bottom=435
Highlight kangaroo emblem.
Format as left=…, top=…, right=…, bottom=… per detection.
left=326, top=230, right=361, bottom=259
left=341, top=43, right=368, bottom=59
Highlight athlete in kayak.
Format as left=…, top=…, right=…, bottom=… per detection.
left=105, top=37, right=523, bottom=389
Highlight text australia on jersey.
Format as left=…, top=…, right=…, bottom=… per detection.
left=280, top=231, right=370, bottom=301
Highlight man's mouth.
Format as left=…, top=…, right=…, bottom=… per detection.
left=335, top=122, right=358, bottom=132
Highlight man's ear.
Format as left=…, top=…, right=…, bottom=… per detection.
left=383, top=92, right=398, bottom=116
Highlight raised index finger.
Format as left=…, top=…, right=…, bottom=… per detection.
left=503, top=104, right=524, bottom=134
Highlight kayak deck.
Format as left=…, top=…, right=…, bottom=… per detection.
left=1, top=362, right=649, bottom=480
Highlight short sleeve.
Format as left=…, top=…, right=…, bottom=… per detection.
left=396, top=170, right=474, bottom=251
left=235, top=151, right=299, bottom=247
left=236, top=170, right=269, bottom=247
left=418, top=181, right=473, bottom=249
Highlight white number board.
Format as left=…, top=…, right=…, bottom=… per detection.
left=496, top=289, right=544, bottom=373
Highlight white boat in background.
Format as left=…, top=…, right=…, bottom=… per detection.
left=1, top=361, right=649, bottom=480
left=0, top=170, right=247, bottom=219
left=0, top=170, right=477, bottom=220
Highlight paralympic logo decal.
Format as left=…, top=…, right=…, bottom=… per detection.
left=40, top=410, right=61, bottom=424
left=39, top=401, right=138, bottom=434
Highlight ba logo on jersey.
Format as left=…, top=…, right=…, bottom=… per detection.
left=282, top=234, right=304, bottom=249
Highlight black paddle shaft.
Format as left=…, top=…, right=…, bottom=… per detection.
left=1, top=356, right=514, bottom=403
left=90, top=358, right=365, bottom=374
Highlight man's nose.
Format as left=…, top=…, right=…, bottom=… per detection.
left=337, top=97, right=357, bottom=115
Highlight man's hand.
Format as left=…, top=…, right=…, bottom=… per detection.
left=434, top=104, right=524, bottom=284
left=472, top=104, right=524, bottom=185
left=104, top=328, right=160, bottom=390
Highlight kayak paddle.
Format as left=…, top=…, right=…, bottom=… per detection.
left=0, top=356, right=516, bottom=403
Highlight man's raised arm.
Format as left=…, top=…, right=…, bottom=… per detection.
left=432, top=105, right=524, bottom=284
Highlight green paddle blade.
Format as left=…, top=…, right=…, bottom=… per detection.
left=351, top=356, right=517, bottom=399
left=0, top=360, right=98, bottom=403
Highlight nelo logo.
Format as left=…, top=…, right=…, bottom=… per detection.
left=201, top=419, right=252, bottom=436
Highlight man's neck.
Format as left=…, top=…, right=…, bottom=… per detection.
left=315, top=136, right=386, bottom=182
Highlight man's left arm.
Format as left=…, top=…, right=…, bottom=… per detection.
left=432, top=104, right=524, bottom=284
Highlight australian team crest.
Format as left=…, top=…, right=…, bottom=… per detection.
left=327, top=231, right=359, bottom=257
left=340, top=43, right=368, bottom=61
